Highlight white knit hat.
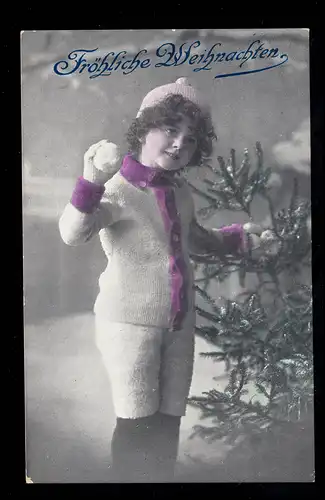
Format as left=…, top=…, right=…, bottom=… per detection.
left=136, top=77, right=210, bottom=118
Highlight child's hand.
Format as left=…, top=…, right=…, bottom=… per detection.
left=242, top=223, right=264, bottom=260
left=242, top=222, right=263, bottom=237
left=243, top=224, right=281, bottom=259
left=83, top=140, right=121, bottom=185
left=259, top=229, right=282, bottom=257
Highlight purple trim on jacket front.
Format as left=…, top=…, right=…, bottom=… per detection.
left=71, top=176, right=105, bottom=214
left=120, top=154, right=189, bottom=331
left=154, top=188, right=189, bottom=331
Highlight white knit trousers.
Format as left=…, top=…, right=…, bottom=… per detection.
left=95, top=312, right=195, bottom=419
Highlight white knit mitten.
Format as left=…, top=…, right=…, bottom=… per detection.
left=243, top=222, right=263, bottom=260
left=260, top=230, right=281, bottom=257
left=83, top=140, right=121, bottom=185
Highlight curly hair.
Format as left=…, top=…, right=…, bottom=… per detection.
left=126, top=94, right=217, bottom=167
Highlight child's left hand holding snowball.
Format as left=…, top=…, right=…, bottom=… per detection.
left=242, top=223, right=281, bottom=260
left=242, top=222, right=264, bottom=260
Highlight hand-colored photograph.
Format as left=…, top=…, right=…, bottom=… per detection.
left=22, top=29, right=313, bottom=483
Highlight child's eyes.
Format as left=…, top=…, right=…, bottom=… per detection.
left=163, top=128, right=196, bottom=144
left=164, top=127, right=177, bottom=135
left=183, top=135, right=197, bottom=146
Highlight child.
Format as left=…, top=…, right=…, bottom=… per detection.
left=59, top=77, right=261, bottom=482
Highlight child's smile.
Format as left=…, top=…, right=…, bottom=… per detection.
left=139, top=116, right=198, bottom=171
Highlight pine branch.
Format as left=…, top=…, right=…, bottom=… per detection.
left=217, top=155, right=251, bottom=216
left=195, top=305, right=222, bottom=324
left=194, top=263, right=240, bottom=283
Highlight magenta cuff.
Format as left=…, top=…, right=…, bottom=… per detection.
left=71, top=177, right=105, bottom=214
left=219, top=223, right=245, bottom=254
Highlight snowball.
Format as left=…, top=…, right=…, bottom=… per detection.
left=93, top=141, right=121, bottom=173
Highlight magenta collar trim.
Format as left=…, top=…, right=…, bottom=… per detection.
left=120, top=154, right=177, bottom=188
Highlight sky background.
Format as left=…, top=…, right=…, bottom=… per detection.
left=22, top=29, right=311, bottom=482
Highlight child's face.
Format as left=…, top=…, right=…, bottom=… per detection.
left=139, top=115, right=198, bottom=171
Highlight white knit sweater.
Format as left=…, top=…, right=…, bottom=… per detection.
left=59, top=156, right=244, bottom=330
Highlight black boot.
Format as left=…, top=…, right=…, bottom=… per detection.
left=150, top=412, right=181, bottom=482
left=110, top=415, right=158, bottom=482
left=110, top=413, right=181, bottom=482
